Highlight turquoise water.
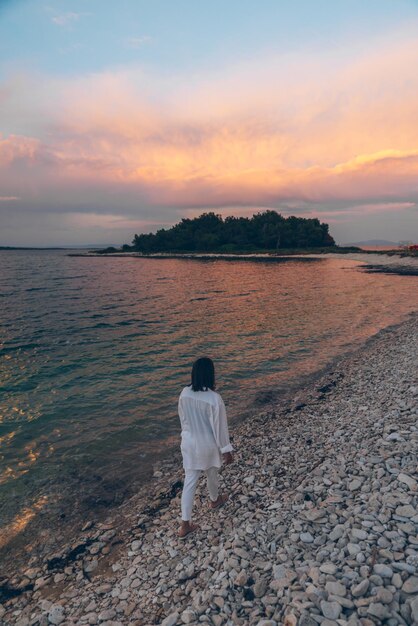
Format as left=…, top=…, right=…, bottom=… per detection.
left=1, top=250, right=417, bottom=549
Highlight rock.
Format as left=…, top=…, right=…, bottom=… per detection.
left=385, top=431, right=404, bottom=441
left=235, top=570, right=248, bottom=586
left=48, top=605, right=65, bottom=625
left=373, top=564, right=393, bottom=578
left=410, top=597, right=418, bottom=622
left=320, top=600, right=341, bottom=620
left=98, top=609, right=116, bottom=621
left=351, top=528, right=368, bottom=540
left=352, top=579, right=369, bottom=597
left=300, top=532, right=314, bottom=543
left=395, top=505, right=416, bottom=518
left=367, top=603, right=390, bottom=620
left=24, top=567, right=41, bottom=579
left=320, top=563, right=337, bottom=574
left=325, top=581, right=346, bottom=597
left=375, top=587, right=393, bottom=604
left=402, top=576, right=418, bottom=594
left=161, top=612, right=179, bottom=626
left=84, top=560, right=98, bottom=573
left=329, top=526, right=344, bottom=541
left=257, top=621, right=277, bottom=626
left=348, top=479, right=362, bottom=491
left=181, top=610, right=195, bottom=624
left=254, top=578, right=269, bottom=597
left=273, top=564, right=287, bottom=579
left=298, top=616, right=317, bottom=626
left=397, top=473, right=417, bottom=489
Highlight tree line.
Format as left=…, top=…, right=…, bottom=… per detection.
left=128, top=210, right=335, bottom=253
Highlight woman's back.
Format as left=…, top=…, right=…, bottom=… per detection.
left=179, top=385, right=219, bottom=437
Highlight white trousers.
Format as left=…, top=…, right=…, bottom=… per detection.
left=181, top=466, right=219, bottom=521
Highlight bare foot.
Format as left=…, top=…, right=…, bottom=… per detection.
left=178, top=521, right=199, bottom=539
left=210, top=494, right=229, bottom=509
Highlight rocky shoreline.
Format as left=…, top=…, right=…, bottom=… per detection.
left=1, top=313, right=417, bottom=626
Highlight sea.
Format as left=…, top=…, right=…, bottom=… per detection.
left=1, top=250, right=417, bottom=558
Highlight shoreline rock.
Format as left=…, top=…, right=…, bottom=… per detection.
left=1, top=313, right=417, bottom=625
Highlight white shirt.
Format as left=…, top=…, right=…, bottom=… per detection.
left=178, top=386, right=233, bottom=470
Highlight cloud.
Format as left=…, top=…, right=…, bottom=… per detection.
left=51, top=12, right=90, bottom=26
left=0, top=196, right=19, bottom=201
left=1, top=23, right=418, bottom=242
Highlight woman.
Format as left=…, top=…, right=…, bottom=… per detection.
left=178, top=357, right=234, bottom=538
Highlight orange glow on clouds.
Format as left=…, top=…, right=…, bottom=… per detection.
left=1, top=29, right=418, bottom=220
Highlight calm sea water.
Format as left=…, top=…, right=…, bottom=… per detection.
left=1, top=250, right=417, bottom=550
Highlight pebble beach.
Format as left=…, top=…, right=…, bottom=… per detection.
left=1, top=312, right=417, bottom=626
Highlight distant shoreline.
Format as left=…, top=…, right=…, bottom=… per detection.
left=66, top=247, right=401, bottom=258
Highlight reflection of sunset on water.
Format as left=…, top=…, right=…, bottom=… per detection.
left=0, top=496, right=48, bottom=550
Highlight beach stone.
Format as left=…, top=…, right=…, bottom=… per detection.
left=397, top=473, right=417, bottom=490
left=351, top=528, right=368, bottom=540
left=298, top=617, right=317, bottom=626
left=375, top=587, right=393, bottom=604
left=24, top=568, right=41, bottom=579
left=367, top=603, right=390, bottom=620
left=320, top=563, right=337, bottom=575
left=161, top=612, right=179, bottom=626
left=410, top=597, right=418, bottom=622
left=84, top=560, right=98, bottom=573
left=48, top=605, right=65, bottom=625
left=254, top=578, right=269, bottom=597
left=352, top=578, right=369, bottom=598
left=329, top=526, right=344, bottom=541
left=181, top=610, right=195, bottom=624
left=98, top=609, right=116, bottom=621
left=395, top=505, right=415, bottom=518
left=235, top=570, right=248, bottom=586
left=320, top=600, right=341, bottom=620
left=373, top=564, right=393, bottom=578
left=325, top=581, right=346, bottom=597
left=402, top=576, right=418, bottom=593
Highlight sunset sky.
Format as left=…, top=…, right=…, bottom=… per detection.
left=1, top=0, right=418, bottom=246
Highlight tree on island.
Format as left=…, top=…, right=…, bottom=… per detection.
left=131, top=210, right=335, bottom=253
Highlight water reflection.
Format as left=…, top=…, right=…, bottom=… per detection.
left=0, top=251, right=417, bottom=546
left=0, top=495, right=48, bottom=550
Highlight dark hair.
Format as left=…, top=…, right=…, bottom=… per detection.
left=191, top=357, right=216, bottom=391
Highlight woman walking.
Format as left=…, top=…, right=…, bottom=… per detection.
left=178, top=357, right=234, bottom=538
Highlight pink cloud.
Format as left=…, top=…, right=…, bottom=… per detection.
left=1, top=26, right=418, bottom=220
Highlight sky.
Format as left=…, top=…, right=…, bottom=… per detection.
left=1, top=0, right=418, bottom=246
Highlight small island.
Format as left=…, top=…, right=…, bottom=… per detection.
left=94, top=210, right=360, bottom=255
